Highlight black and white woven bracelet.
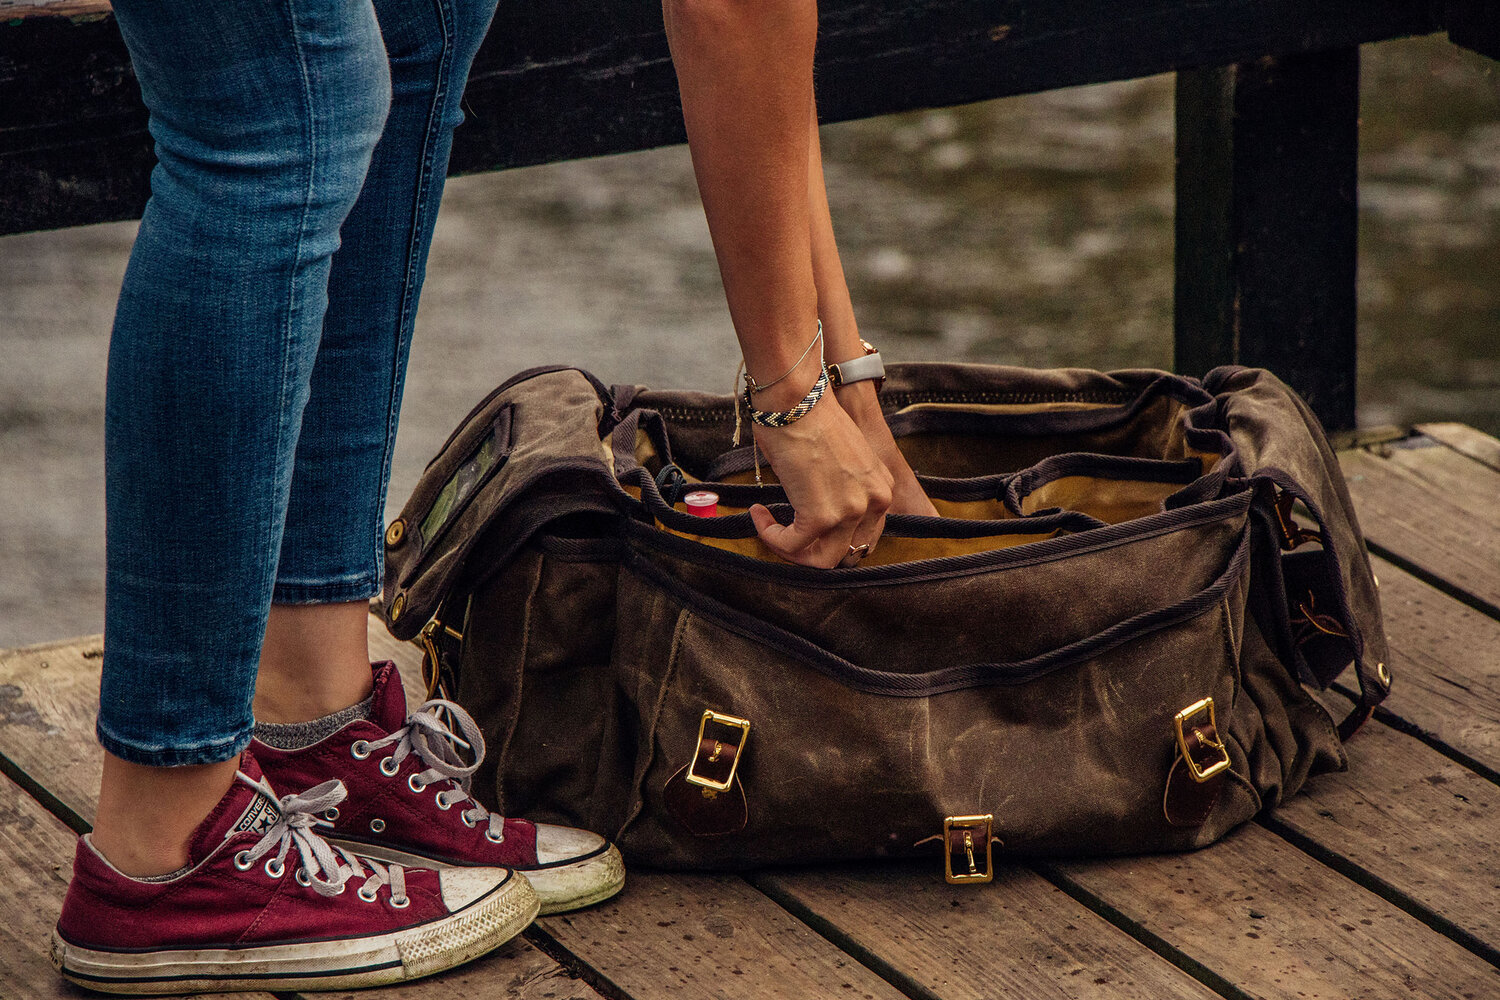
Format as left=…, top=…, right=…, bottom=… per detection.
left=742, top=362, right=830, bottom=428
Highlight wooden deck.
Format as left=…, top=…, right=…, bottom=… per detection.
left=2, top=423, right=1498, bottom=999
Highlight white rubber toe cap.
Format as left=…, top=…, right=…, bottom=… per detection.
left=438, top=866, right=512, bottom=911
left=534, top=823, right=607, bottom=864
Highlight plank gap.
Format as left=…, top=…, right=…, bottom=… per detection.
left=1257, top=814, right=1500, bottom=972
left=746, top=872, right=945, bottom=1000
left=520, top=922, right=652, bottom=1000
left=1365, top=539, right=1500, bottom=624
left=1331, top=680, right=1500, bottom=790
left=1028, top=863, right=1254, bottom=1000
left=0, top=745, right=89, bottom=836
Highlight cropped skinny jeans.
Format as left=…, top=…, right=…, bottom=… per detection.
left=99, top=0, right=498, bottom=765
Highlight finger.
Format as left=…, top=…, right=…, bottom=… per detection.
left=752, top=503, right=853, bottom=568
left=837, top=511, right=886, bottom=568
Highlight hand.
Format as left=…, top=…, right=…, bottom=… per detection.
left=747, top=394, right=894, bottom=568
left=834, top=382, right=939, bottom=517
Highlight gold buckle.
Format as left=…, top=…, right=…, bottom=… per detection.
left=1174, top=698, right=1230, bottom=783
left=686, top=711, right=750, bottom=792
left=944, top=814, right=995, bottom=884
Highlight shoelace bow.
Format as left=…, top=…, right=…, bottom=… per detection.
left=235, top=772, right=408, bottom=904
left=359, top=699, right=507, bottom=842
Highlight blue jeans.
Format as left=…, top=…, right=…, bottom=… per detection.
left=99, top=0, right=498, bottom=765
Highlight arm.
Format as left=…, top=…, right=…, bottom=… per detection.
left=664, top=0, right=892, bottom=567
left=805, top=97, right=938, bottom=516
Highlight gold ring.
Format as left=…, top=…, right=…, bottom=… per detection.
left=847, top=543, right=871, bottom=560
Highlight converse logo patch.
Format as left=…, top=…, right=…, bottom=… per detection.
left=228, top=793, right=282, bottom=838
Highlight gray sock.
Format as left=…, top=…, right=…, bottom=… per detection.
left=255, top=692, right=375, bottom=750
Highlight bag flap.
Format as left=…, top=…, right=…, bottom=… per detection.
left=381, top=366, right=622, bottom=638
left=1199, top=366, right=1390, bottom=726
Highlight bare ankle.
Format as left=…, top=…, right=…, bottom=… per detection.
left=92, top=753, right=240, bottom=878
left=254, top=601, right=374, bottom=724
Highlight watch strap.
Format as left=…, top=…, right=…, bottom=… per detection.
left=828, top=351, right=885, bottom=389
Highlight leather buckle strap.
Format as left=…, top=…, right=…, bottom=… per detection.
left=665, top=709, right=751, bottom=838
left=1273, top=490, right=1322, bottom=550
left=686, top=711, right=751, bottom=792
left=1174, top=698, right=1230, bottom=782
left=943, top=814, right=996, bottom=884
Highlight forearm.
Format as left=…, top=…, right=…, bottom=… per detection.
left=664, top=0, right=821, bottom=408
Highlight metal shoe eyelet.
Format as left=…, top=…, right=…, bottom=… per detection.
left=234, top=850, right=254, bottom=871
left=485, top=829, right=504, bottom=844
left=370, top=818, right=386, bottom=833
left=295, top=868, right=312, bottom=887
left=350, top=740, right=371, bottom=760
left=407, top=774, right=426, bottom=794
left=264, top=858, right=285, bottom=879
left=379, top=756, right=399, bottom=777
left=461, top=813, right=477, bottom=828
left=323, top=807, right=340, bottom=822
left=358, top=885, right=379, bottom=902
left=435, top=794, right=453, bottom=811
left=389, top=894, right=411, bottom=909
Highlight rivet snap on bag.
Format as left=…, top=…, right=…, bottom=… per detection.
left=381, top=363, right=1388, bottom=879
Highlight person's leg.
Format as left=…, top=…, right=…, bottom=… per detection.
left=255, top=0, right=499, bottom=722
left=93, top=0, right=391, bottom=876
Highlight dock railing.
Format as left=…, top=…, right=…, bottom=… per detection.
left=2, top=0, right=1495, bottom=430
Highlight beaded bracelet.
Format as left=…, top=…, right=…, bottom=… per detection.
left=742, top=361, right=829, bottom=428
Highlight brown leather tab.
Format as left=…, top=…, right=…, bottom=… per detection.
left=1164, top=718, right=1229, bottom=826
left=688, top=734, right=739, bottom=790
left=663, top=764, right=748, bottom=837
left=1163, top=753, right=1225, bottom=827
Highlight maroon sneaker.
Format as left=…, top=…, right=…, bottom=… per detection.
left=52, top=750, right=538, bottom=994
left=253, top=662, right=625, bottom=915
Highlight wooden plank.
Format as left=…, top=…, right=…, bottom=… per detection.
left=0, top=1, right=109, bottom=18
left=534, top=871, right=909, bottom=1000
left=1049, top=823, right=1500, bottom=1000
left=1368, top=555, right=1500, bottom=777
left=1174, top=48, right=1359, bottom=431
left=1377, top=437, right=1500, bottom=535
left=0, top=635, right=105, bottom=828
left=0, top=768, right=277, bottom=1000
left=0, top=0, right=1442, bottom=235
left=1268, top=694, right=1500, bottom=960
left=298, top=935, right=605, bottom=1000
left=754, top=863, right=1220, bottom=1000
left=1340, top=447, right=1500, bottom=613
left=1417, top=422, right=1500, bottom=474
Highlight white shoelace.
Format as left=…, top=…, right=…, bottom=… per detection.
left=234, top=773, right=409, bottom=905
left=356, top=699, right=507, bottom=843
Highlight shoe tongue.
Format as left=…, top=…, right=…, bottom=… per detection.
left=369, top=661, right=411, bottom=733
left=187, top=750, right=283, bottom=860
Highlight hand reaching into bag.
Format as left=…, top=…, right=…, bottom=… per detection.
left=833, top=380, right=939, bottom=517
left=747, top=391, right=893, bottom=569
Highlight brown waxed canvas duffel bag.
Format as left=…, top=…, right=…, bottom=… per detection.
left=380, top=362, right=1390, bottom=879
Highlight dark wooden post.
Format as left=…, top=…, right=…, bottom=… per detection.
left=1174, top=49, right=1360, bottom=431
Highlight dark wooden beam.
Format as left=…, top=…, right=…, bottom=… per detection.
left=1446, top=0, right=1500, bottom=59
left=1, top=0, right=1441, bottom=236
left=1174, top=49, right=1361, bottom=431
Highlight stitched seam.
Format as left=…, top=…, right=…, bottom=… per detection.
left=372, top=0, right=457, bottom=586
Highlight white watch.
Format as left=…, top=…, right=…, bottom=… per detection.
left=827, top=340, right=885, bottom=392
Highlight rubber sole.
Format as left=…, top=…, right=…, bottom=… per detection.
left=51, top=872, right=539, bottom=994
left=337, top=840, right=627, bottom=915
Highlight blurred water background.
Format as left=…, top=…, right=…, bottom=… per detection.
left=1, top=35, right=1495, bottom=649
